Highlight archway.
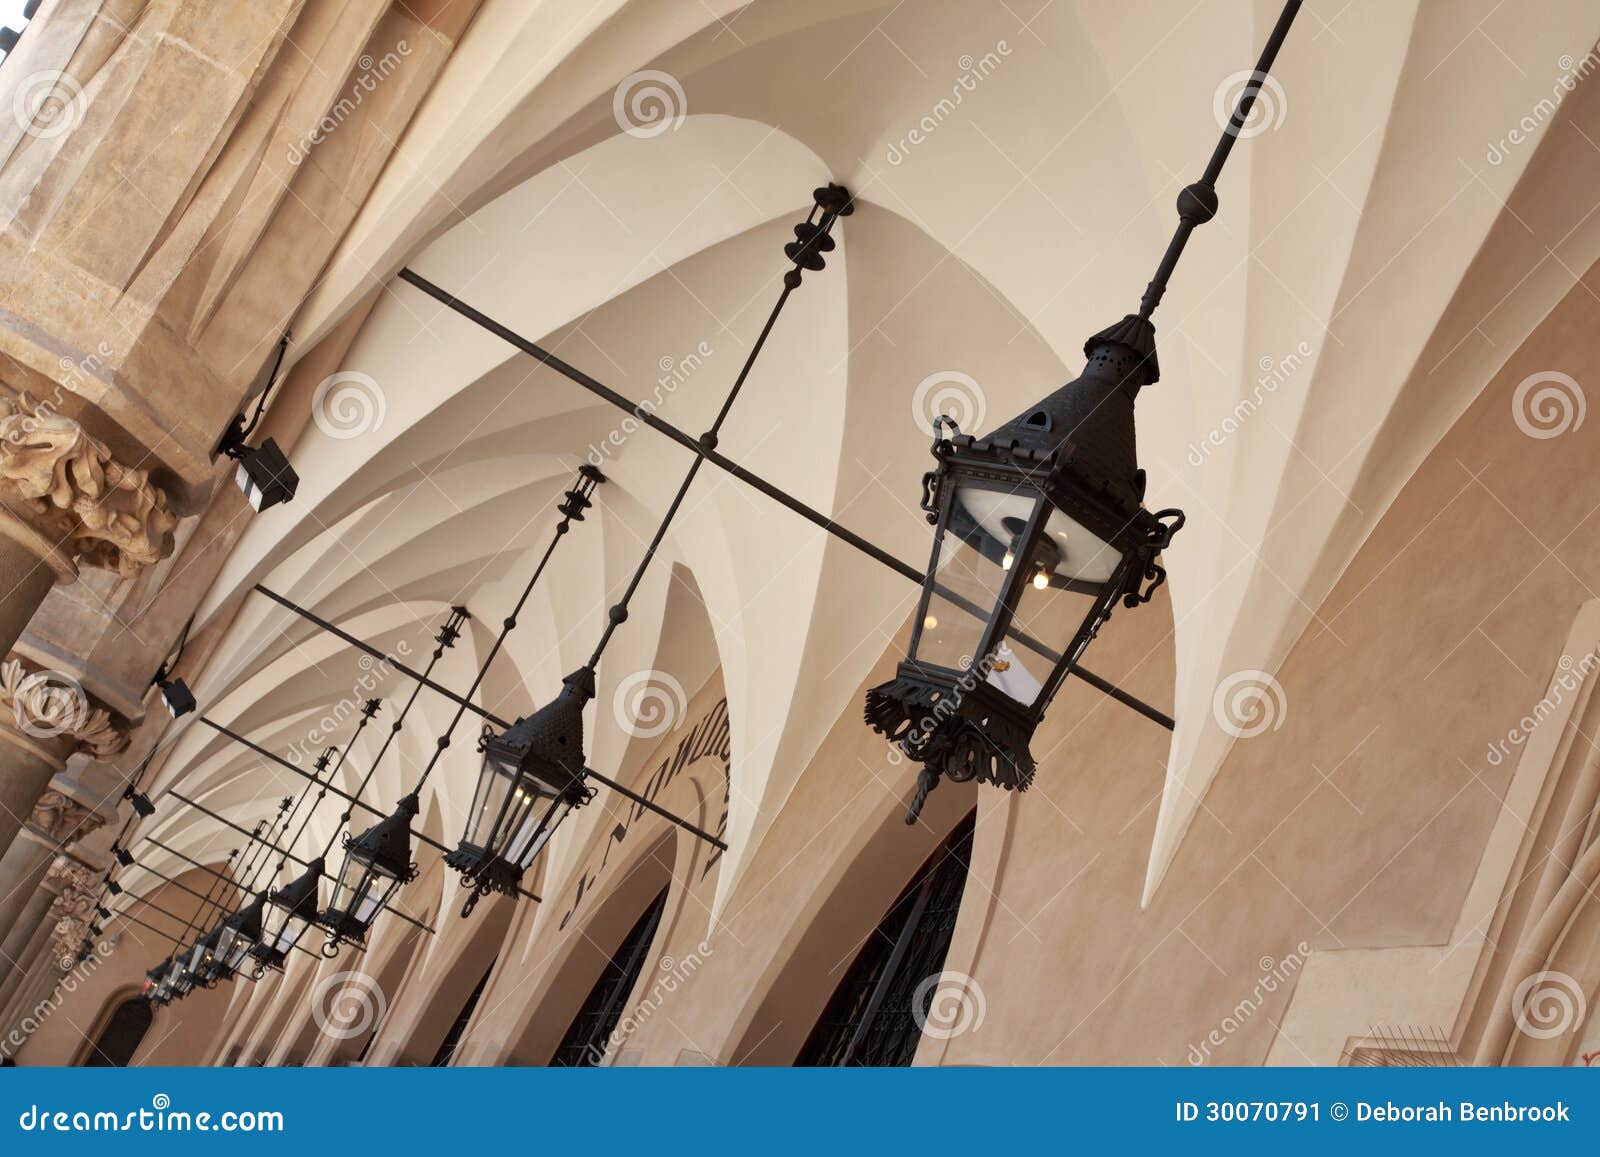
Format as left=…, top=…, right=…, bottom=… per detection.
left=78, top=993, right=153, bottom=1067
left=797, top=811, right=976, bottom=1065
left=550, top=887, right=670, bottom=1067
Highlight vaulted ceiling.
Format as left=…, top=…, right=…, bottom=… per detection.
left=137, top=0, right=1600, bottom=918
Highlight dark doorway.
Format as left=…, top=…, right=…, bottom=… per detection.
left=431, top=964, right=494, bottom=1067
left=550, top=887, right=669, bottom=1066
left=798, top=810, right=977, bottom=1066
left=83, top=997, right=153, bottom=1067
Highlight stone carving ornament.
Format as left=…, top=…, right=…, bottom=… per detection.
left=0, top=658, right=127, bottom=757
left=28, top=790, right=106, bottom=844
left=0, top=393, right=176, bottom=577
left=44, top=858, right=98, bottom=964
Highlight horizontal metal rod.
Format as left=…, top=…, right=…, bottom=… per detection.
left=198, top=715, right=543, bottom=903
left=138, top=837, right=248, bottom=897
left=398, top=266, right=1175, bottom=732
left=164, top=790, right=436, bottom=937
left=167, top=790, right=310, bottom=869
left=124, top=861, right=220, bottom=910
left=100, top=907, right=190, bottom=950
left=110, top=893, right=317, bottom=961
left=253, top=584, right=730, bottom=849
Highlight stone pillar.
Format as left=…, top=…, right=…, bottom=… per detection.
left=0, top=884, right=52, bottom=981
left=0, top=658, right=129, bottom=859
left=0, top=521, right=72, bottom=661
left=0, top=792, right=105, bottom=946
left=0, top=916, right=59, bottom=1043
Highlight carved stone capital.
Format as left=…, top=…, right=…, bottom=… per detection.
left=27, top=790, right=106, bottom=845
left=0, top=394, right=177, bottom=578
left=42, top=855, right=96, bottom=899
left=0, top=657, right=129, bottom=759
left=45, top=856, right=99, bottom=963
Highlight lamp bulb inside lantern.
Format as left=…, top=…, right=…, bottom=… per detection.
left=1002, top=551, right=1014, bottom=570
left=1032, top=569, right=1049, bottom=590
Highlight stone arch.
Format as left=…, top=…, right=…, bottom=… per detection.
left=723, top=773, right=978, bottom=1065
left=72, top=986, right=150, bottom=1067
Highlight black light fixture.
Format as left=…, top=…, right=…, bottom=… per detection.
left=214, top=891, right=266, bottom=977
left=438, top=467, right=603, bottom=913
left=865, top=0, right=1301, bottom=822
left=158, top=677, right=196, bottom=719
left=150, top=615, right=197, bottom=718
left=252, top=856, right=325, bottom=970
left=145, top=959, right=173, bottom=1004
left=447, top=670, right=595, bottom=910
left=440, top=188, right=851, bottom=910
left=323, top=797, right=417, bottom=948
left=217, top=332, right=299, bottom=511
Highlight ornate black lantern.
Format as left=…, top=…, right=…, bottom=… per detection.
left=214, top=891, right=266, bottom=977
left=145, top=960, right=173, bottom=1004
left=323, top=795, right=418, bottom=947
left=168, top=954, right=196, bottom=998
left=251, top=858, right=323, bottom=970
left=865, top=317, right=1182, bottom=821
left=446, top=669, right=595, bottom=912
left=183, top=928, right=222, bottom=987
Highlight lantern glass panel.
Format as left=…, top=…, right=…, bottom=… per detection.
left=265, top=913, right=308, bottom=955
left=507, top=796, right=573, bottom=869
left=996, top=570, right=1106, bottom=708
left=217, top=926, right=252, bottom=972
left=1039, top=506, right=1120, bottom=585
left=465, top=750, right=519, bottom=850
left=332, top=855, right=402, bottom=928
left=911, top=479, right=1037, bottom=672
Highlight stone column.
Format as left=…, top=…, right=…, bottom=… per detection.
left=0, top=657, right=129, bottom=860
left=0, top=916, right=59, bottom=1044
left=0, top=792, right=104, bottom=945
